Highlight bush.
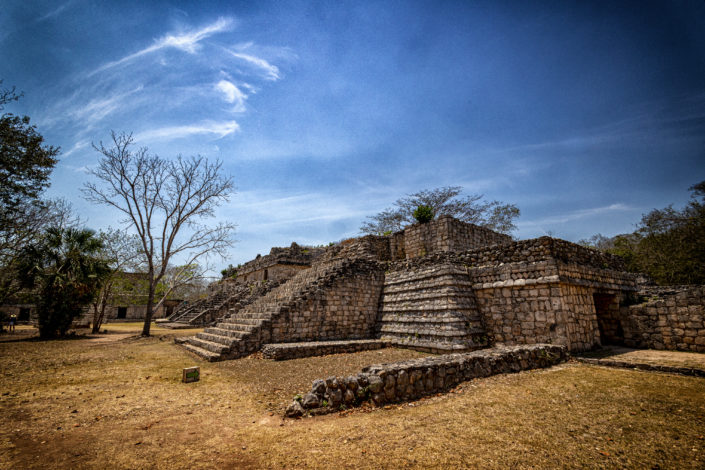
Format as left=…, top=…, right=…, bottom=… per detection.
left=412, top=205, right=434, bottom=224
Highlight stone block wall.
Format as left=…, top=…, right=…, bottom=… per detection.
left=402, top=215, right=512, bottom=260
left=286, top=344, right=568, bottom=417
left=620, top=286, right=705, bottom=352
left=238, top=264, right=309, bottom=283
left=269, top=266, right=385, bottom=343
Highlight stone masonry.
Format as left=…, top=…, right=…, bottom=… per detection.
left=285, top=344, right=568, bottom=417
left=179, top=216, right=704, bottom=361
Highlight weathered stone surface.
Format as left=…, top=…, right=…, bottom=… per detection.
left=302, top=392, right=320, bottom=408
left=285, top=400, right=304, bottom=418
left=287, top=344, right=567, bottom=416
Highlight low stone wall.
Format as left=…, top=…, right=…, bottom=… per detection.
left=319, top=235, right=391, bottom=263
left=285, top=344, right=568, bottom=417
left=402, top=215, right=512, bottom=260
left=620, top=286, right=705, bottom=352
left=233, top=242, right=325, bottom=282
left=261, top=339, right=389, bottom=360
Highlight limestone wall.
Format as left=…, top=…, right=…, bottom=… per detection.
left=238, top=264, right=309, bottom=283
left=401, top=215, right=512, bottom=260
left=269, top=265, right=385, bottom=342
left=620, top=286, right=705, bottom=352
left=286, top=344, right=568, bottom=417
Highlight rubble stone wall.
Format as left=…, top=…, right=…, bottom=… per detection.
left=286, top=344, right=568, bottom=417
left=261, top=339, right=388, bottom=360
left=620, top=286, right=705, bottom=352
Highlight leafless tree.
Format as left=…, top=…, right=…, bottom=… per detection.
left=90, top=227, right=144, bottom=333
left=360, top=186, right=520, bottom=235
left=83, top=131, right=235, bottom=336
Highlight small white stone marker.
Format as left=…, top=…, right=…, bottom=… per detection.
left=182, top=366, right=200, bottom=383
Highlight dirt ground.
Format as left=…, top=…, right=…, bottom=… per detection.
left=1, top=323, right=704, bottom=469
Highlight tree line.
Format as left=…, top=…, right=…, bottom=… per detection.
left=580, top=181, right=705, bottom=286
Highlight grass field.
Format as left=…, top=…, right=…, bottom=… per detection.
left=1, top=323, right=704, bottom=469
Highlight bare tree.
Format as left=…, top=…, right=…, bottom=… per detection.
left=361, top=186, right=520, bottom=235
left=91, top=227, right=144, bottom=333
left=83, top=131, right=235, bottom=336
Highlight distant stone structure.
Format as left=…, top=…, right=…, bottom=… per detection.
left=177, top=215, right=705, bottom=360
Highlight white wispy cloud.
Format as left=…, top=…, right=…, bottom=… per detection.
left=68, top=85, right=144, bottom=122
left=517, top=203, right=633, bottom=229
left=215, top=79, right=247, bottom=112
left=61, top=140, right=89, bottom=158
left=90, top=17, right=234, bottom=76
left=225, top=47, right=281, bottom=81
left=134, top=120, right=240, bottom=142
left=37, top=1, right=75, bottom=22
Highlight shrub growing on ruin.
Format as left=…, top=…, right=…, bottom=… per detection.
left=413, top=205, right=434, bottom=224
left=360, top=186, right=519, bottom=235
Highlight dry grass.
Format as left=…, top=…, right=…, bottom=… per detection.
left=1, top=324, right=704, bottom=469
left=577, top=345, right=705, bottom=371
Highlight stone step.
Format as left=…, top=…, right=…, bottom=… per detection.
left=379, top=313, right=475, bottom=323
left=381, top=336, right=486, bottom=354
left=378, top=325, right=472, bottom=338
left=217, top=320, right=268, bottom=331
left=196, top=332, right=238, bottom=346
left=222, top=318, right=261, bottom=326
left=180, top=342, right=222, bottom=362
left=186, top=336, right=230, bottom=354
left=380, top=304, right=479, bottom=313
left=205, top=325, right=256, bottom=336
left=384, top=275, right=473, bottom=292
left=382, top=289, right=475, bottom=303
left=204, top=327, right=252, bottom=339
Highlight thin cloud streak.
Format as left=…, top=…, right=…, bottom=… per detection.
left=225, top=48, right=281, bottom=81
left=89, top=17, right=234, bottom=76
left=134, top=120, right=240, bottom=142
left=517, top=203, right=634, bottom=229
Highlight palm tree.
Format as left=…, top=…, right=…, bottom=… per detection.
left=18, top=227, right=110, bottom=338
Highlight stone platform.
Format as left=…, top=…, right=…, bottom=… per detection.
left=261, top=339, right=389, bottom=360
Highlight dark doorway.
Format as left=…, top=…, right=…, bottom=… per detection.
left=166, top=305, right=174, bottom=317
left=117, top=307, right=127, bottom=319
left=593, top=293, right=624, bottom=346
left=18, top=308, right=30, bottom=322
left=263, top=269, right=269, bottom=281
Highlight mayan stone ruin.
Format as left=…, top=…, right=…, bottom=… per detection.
left=171, top=214, right=704, bottom=365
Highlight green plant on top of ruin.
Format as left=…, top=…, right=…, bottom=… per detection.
left=413, top=205, right=434, bottom=224
left=360, top=186, right=520, bottom=234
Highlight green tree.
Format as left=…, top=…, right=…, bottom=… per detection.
left=361, top=186, right=520, bottom=235
left=17, top=227, right=110, bottom=338
left=0, top=80, right=61, bottom=304
left=581, top=181, right=705, bottom=285
left=0, top=80, right=59, bottom=227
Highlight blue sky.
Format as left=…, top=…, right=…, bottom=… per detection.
left=2, top=1, right=704, bottom=273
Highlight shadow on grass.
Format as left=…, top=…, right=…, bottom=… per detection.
left=574, top=345, right=637, bottom=359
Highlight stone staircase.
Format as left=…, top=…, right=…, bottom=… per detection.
left=180, top=258, right=377, bottom=361
left=165, top=290, right=230, bottom=325
left=378, top=263, right=489, bottom=353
